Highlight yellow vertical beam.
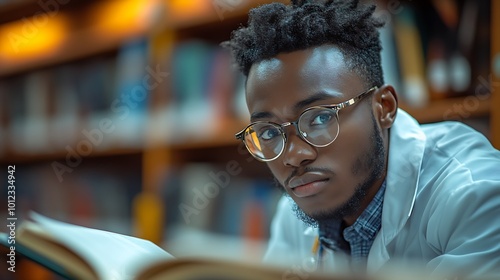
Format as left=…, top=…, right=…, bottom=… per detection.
left=133, top=146, right=170, bottom=244
left=133, top=27, right=176, bottom=244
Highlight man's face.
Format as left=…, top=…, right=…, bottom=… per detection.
left=245, top=45, right=387, bottom=225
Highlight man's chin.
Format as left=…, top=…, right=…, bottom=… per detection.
left=285, top=194, right=341, bottom=228
left=276, top=178, right=361, bottom=227
left=290, top=200, right=320, bottom=227
left=285, top=190, right=363, bottom=228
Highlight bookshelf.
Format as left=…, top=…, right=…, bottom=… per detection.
left=0, top=1, right=281, bottom=257
left=0, top=0, right=499, bottom=259
left=400, top=97, right=490, bottom=124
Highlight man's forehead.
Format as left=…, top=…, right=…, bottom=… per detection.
left=251, top=57, right=283, bottom=78
left=244, top=47, right=367, bottom=121
left=248, top=46, right=346, bottom=82
left=247, top=48, right=353, bottom=100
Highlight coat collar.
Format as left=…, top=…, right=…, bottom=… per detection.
left=367, top=109, right=426, bottom=271
left=300, top=109, right=426, bottom=271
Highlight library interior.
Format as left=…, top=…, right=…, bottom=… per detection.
left=0, top=0, right=499, bottom=278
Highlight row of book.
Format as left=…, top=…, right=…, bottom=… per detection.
left=0, top=155, right=144, bottom=235
left=0, top=159, right=282, bottom=242
left=0, top=36, right=246, bottom=158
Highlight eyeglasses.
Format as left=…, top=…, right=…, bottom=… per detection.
left=235, top=86, right=378, bottom=161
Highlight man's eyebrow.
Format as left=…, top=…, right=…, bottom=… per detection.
left=293, top=91, right=341, bottom=111
left=250, top=92, right=342, bottom=122
left=250, top=112, right=273, bottom=122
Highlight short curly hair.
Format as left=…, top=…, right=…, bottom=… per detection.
left=222, top=0, right=385, bottom=87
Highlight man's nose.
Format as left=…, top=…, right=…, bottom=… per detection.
left=281, top=125, right=317, bottom=167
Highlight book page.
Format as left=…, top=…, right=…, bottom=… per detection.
left=28, top=213, right=174, bottom=280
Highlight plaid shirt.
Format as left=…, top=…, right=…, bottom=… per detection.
left=318, top=181, right=386, bottom=270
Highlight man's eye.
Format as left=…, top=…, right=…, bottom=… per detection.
left=259, top=127, right=280, bottom=140
left=310, top=112, right=334, bottom=126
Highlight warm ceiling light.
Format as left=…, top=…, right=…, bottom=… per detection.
left=91, top=0, right=156, bottom=36
left=0, top=14, right=68, bottom=61
left=168, top=0, right=212, bottom=21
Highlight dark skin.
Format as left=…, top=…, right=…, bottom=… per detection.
left=245, top=45, right=398, bottom=226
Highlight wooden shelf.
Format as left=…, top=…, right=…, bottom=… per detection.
left=0, top=146, right=143, bottom=164
left=400, top=96, right=491, bottom=124
left=0, top=118, right=246, bottom=164
left=167, top=118, right=244, bottom=150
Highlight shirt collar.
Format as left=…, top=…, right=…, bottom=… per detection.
left=318, top=181, right=386, bottom=252
left=345, top=181, right=386, bottom=241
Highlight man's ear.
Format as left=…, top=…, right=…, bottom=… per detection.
left=373, top=84, right=398, bottom=129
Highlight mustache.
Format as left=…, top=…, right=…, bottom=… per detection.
left=283, top=167, right=334, bottom=188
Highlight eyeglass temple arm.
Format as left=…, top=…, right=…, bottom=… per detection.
left=338, top=86, right=378, bottom=109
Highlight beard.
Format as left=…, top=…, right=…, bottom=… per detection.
left=274, top=113, right=386, bottom=228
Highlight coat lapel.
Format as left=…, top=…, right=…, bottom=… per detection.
left=367, top=109, right=426, bottom=271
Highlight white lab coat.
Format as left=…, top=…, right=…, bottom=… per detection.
left=263, top=109, right=500, bottom=278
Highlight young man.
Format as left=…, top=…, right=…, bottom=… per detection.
left=223, top=0, right=500, bottom=278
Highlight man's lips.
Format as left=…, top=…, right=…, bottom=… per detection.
left=287, top=172, right=329, bottom=198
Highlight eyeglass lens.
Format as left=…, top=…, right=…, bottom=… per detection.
left=243, top=108, right=340, bottom=160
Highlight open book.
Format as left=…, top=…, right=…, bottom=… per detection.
left=1, top=213, right=345, bottom=280
left=3, top=213, right=174, bottom=279
left=2, top=213, right=443, bottom=280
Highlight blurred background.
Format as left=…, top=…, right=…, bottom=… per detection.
left=0, top=0, right=499, bottom=278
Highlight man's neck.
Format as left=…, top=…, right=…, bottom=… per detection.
left=343, top=176, right=386, bottom=226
